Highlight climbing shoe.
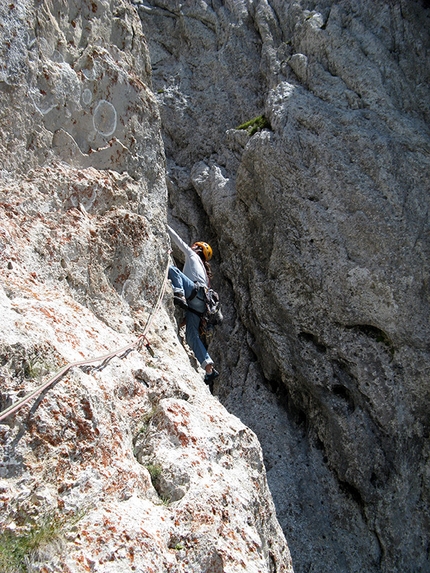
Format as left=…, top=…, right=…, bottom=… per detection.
left=204, top=369, right=219, bottom=385
left=173, top=293, right=188, bottom=310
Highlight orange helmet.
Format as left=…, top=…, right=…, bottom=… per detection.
left=193, top=241, right=213, bottom=261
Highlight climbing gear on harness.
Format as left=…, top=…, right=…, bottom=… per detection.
left=204, top=288, right=222, bottom=323
left=187, top=287, right=222, bottom=322
left=192, top=241, right=213, bottom=261
left=199, top=318, right=216, bottom=348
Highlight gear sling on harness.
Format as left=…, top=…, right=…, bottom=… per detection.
left=186, top=284, right=222, bottom=321
left=185, top=285, right=223, bottom=349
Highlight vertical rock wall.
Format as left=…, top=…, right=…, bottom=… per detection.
left=136, top=1, right=430, bottom=572
left=0, top=1, right=291, bottom=571
left=0, top=0, right=167, bottom=327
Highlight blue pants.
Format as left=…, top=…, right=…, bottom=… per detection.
left=168, top=266, right=213, bottom=368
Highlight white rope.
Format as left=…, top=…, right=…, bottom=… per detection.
left=0, top=257, right=171, bottom=422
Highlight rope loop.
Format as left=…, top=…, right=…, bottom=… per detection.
left=0, top=256, right=171, bottom=422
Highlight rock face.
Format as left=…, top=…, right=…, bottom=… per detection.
left=0, top=1, right=291, bottom=572
left=136, top=1, right=430, bottom=572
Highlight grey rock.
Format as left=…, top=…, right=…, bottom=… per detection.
left=0, top=0, right=291, bottom=572
left=139, top=1, right=430, bottom=572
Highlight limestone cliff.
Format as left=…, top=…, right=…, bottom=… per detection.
left=136, top=1, right=430, bottom=572
left=0, top=1, right=291, bottom=572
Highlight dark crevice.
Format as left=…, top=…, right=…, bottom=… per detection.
left=339, top=479, right=365, bottom=509
left=332, top=383, right=352, bottom=401
left=321, top=7, right=331, bottom=30
left=331, top=360, right=356, bottom=412
left=262, top=370, right=309, bottom=434
left=332, top=385, right=355, bottom=413
left=346, top=324, right=395, bottom=354
left=298, top=331, right=327, bottom=353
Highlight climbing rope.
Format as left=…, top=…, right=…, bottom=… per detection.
left=0, top=257, right=171, bottom=422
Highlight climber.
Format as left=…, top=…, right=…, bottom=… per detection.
left=167, top=224, right=219, bottom=390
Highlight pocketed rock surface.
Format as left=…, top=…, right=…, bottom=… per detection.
left=1, top=277, right=289, bottom=572
left=1, top=278, right=292, bottom=572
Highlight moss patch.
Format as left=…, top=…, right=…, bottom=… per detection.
left=236, top=115, right=271, bottom=136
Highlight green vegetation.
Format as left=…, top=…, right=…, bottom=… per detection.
left=0, top=511, right=82, bottom=573
left=159, top=494, right=171, bottom=507
left=146, top=463, right=162, bottom=486
left=24, top=355, right=47, bottom=380
left=136, top=407, right=159, bottom=436
left=145, top=464, right=172, bottom=505
left=236, top=114, right=271, bottom=136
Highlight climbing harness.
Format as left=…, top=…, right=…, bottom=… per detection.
left=187, top=286, right=222, bottom=322
left=0, top=258, right=171, bottom=422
